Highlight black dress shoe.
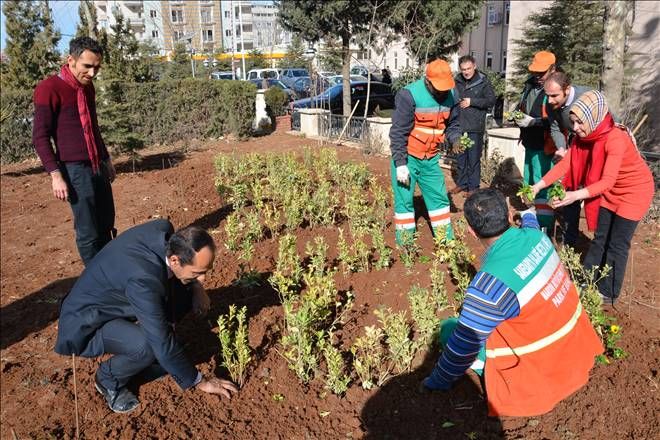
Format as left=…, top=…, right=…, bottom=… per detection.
left=94, top=376, right=140, bottom=414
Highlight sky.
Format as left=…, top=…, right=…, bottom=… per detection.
left=1, top=0, right=81, bottom=53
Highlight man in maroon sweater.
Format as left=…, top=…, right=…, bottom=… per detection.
left=33, top=37, right=116, bottom=265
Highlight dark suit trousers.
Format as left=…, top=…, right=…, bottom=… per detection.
left=94, top=279, right=193, bottom=391
left=455, top=132, right=484, bottom=191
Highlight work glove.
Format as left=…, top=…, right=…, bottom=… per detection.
left=396, top=165, right=410, bottom=186
left=513, top=113, right=536, bottom=128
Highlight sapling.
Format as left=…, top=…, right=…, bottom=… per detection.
left=517, top=183, right=535, bottom=204
left=230, top=183, right=249, bottom=210
left=398, top=230, right=421, bottom=269
left=353, top=234, right=371, bottom=273
left=337, top=228, right=357, bottom=274
left=224, top=212, right=243, bottom=252
left=322, top=341, right=351, bottom=395
left=262, top=203, right=281, bottom=237
left=375, top=308, right=416, bottom=374
left=408, top=285, right=441, bottom=345
left=371, top=226, right=392, bottom=270
left=269, top=234, right=302, bottom=298
left=504, top=110, right=525, bottom=121
left=351, top=326, right=388, bottom=390
left=217, top=305, right=251, bottom=388
left=458, top=132, right=475, bottom=152
left=548, top=181, right=566, bottom=201
left=430, top=261, right=450, bottom=311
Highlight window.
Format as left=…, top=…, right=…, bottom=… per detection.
left=487, top=4, right=501, bottom=26
left=470, top=50, right=477, bottom=58
left=502, top=50, right=507, bottom=70
left=505, top=2, right=510, bottom=25
left=406, top=58, right=409, bottom=68
left=152, top=30, right=159, bottom=38
left=200, top=8, right=212, bottom=24
left=173, top=30, right=184, bottom=41
left=150, top=10, right=157, bottom=18
left=202, top=29, right=213, bottom=42
left=225, top=29, right=231, bottom=37
left=242, top=24, right=252, bottom=33
left=486, top=51, right=493, bottom=69
left=394, top=51, right=398, bottom=69
left=171, top=9, right=184, bottom=23
left=224, top=10, right=230, bottom=18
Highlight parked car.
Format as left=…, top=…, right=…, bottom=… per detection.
left=289, top=76, right=335, bottom=99
left=327, top=75, right=368, bottom=86
left=249, top=79, right=297, bottom=101
left=318, top=71, right=336, bottom=79
left=280, top=68, right=310, bottom=87
left=291, top=81, right=394, bottom=115
left=210, top=71, right=235, bottom=80
left=246, top=68, right=280, bottom=80
left=350, top=65, right=383, bottom=82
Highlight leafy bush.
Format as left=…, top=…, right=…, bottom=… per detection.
left=0, top=89, right=34, bottom=164
left=1, top=79, right=257, bottom=164
left=264, top=87, right=289, bottom=117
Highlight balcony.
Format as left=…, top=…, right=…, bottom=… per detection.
left=128, top=17, right=146, bottom=29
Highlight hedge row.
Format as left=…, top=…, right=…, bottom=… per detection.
left=0, top=79, right=257, bottom=164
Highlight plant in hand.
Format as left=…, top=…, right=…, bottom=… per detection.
left=217, top=305, right=252, bottom=388
left=504, top=110, right=525, bottom=121
left=458, top=132, right=474, bottom=152
left=548, top=181, right=566, bottom=201
left=516, top=183, right=535, bottom=204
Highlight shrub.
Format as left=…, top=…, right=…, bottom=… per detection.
left=264, top=87, right=289, bottom=117
left=0, top=89, right=34, bottom=164
left=217, top=305, right=252, bottom=388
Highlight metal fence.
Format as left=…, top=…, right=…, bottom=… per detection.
left=318, top=113, right=369, bottom=142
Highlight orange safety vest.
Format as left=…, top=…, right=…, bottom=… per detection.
left=404, top=79, right=454, bottom=159
left=482, top=231, right=603, bottom=417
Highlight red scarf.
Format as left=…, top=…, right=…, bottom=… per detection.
left=563, top=113, right=614, bottom=231
left=59, top=64, right=101, bottom=174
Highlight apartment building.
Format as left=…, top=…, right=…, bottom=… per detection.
left=251, top=1, right=292, bottom=51
left=220, top=1, right=254, bottom=52
left=96, top=0, right=165, bottom=53
left=96, top=1, right=224, bottom=55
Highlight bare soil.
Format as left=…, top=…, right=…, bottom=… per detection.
left=1, top=129, right=659, bottom=439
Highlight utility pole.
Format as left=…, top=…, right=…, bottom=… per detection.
left=230, top=0, right=236, bottom=79
left=238, top=1, right=247, bottom=80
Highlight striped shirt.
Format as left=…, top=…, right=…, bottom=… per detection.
left=424, top=212, right=540, bottom=390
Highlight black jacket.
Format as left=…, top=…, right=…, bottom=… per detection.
left=454, top=71, right=496, bottom=133
left=54, top=219, right=199, bottom=390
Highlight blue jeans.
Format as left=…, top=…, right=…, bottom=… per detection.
left=63, top=161, right=115, bottom=265
left=455, top=132, right=483, bottom=191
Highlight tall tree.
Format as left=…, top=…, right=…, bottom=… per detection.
left=510, top=1, right=605, bottom=97
left=102, top=10, right=157, bottom=82
left=76, top=0, right=98, bottom=39
left=389, top=0, right=483, bottom=63
left=278, top=0, right=393, bottom=116
left=601, top=1, right=632, bottom=116
left=2, top=0, right=61, bottom=90
left=278, top=34, right=308, bottom=69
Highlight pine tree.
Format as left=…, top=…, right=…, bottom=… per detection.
left=389, top=0, right=483, bottom=63
left=102, top=10, right=157, bottom=82
left=76, top=0, right=98, bottom=39
left=2, top=0, right=61, bottom=90
left=97, top=81, right=145, bottom=162
left=510, top=1, right=606, bottom=93
left=279, top=34, right=308, bottom=69
left=164, top=42, right=192, bottom=79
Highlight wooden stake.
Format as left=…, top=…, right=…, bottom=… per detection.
left=632, top=114, right=648, bottom=136
left=336, top=100, right=361, bottom=145
left=72, top=354, right=80, bottom=440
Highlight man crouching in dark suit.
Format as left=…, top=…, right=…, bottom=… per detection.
left=55, top=219, right=238, bottom=413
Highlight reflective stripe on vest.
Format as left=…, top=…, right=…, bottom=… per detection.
left=412, top=126, right=445, bottom=135
left=485, top=301, right=583, bottom=359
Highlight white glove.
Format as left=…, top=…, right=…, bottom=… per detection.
left=396, top=165, right=410, bottom=186
left=514, top=113, right=536, bottom=128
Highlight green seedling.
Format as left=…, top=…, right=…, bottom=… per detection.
left=217, top=305, right=251, bottom=388
left=548, top=181, right=566, bottom=201
left=504, top=110, right=525, bottom=121
left=458, top=132, right=475, bottom=151
left=516, top=183, right=535, bottom=204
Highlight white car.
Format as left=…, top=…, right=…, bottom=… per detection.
left=246, top=68, right=280, bottom=80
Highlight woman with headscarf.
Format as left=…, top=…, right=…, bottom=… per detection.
left=530, top=90, right=654, bottom=305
